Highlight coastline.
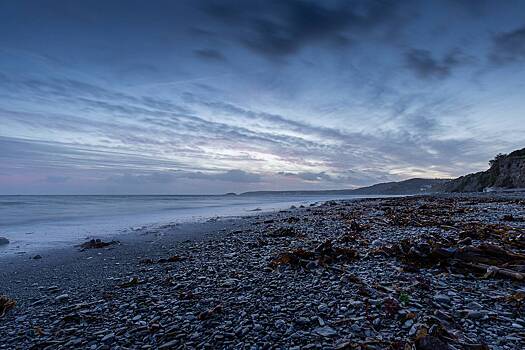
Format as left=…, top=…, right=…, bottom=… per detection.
left=1, top=194, right=525, bottom=349
left=0, top=215, right=265, bottom=301
left=0, top=194, right=375, bottom=258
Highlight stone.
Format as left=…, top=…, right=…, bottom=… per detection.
left=55, top=294, right=69, bottom=302
left=466, top=310, right=484, bottom=320
left=317, top=303, right=329, bottom=313
left=101, top=333, right=115, bottom=343
left=415, top=335, right=449, bottom=350
left=433, top=294, right=451, bottom=304
left=403, top=319, right=414, bottom=328
left=313, top=326, right=337, bottom=337
left=159, top=340, right=179, bottom=349
left=0, top=237, right=9, bottom=245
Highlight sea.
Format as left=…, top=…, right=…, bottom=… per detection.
left=0, top=194, right=385, bottom=257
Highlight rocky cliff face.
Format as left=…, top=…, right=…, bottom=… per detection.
left=446, top=148, right=525, bottom=192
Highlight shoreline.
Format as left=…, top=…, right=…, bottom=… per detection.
left=1, top=194, right=525, bottom=349
left=0, top=194, right=371, bottom=258
left=0, top=214, right=270, bottom=302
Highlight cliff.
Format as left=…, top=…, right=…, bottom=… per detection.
left=445, top=148, right=525, bottom=192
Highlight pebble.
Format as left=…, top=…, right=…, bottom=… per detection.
left=101, top=333, right=115, bottom=343
left=313, top=326, right=337, bottom=337
left=1, top=196, right=523, bottom=349
left=433, top=294, right=451, bottom=304
left=55, top=294, right=69, bottom=302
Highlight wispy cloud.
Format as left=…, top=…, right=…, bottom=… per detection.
left=1, top=0, right=524, bottom=194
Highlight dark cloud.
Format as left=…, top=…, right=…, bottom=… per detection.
left=204, top=0, right=402, bottom=58
left=404, top=49, right=467, bottom=79
left=491, top=24, right=525, bottom=63
left=193, top=48, right=226, bottom=61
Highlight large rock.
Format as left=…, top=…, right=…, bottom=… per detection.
left=0, top=237, right=9, bottom=245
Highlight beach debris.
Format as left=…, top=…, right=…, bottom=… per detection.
left=502, top=214, right=525, bottom=222
left=0, top=237, right=9, bottom=245
left=157, top=255, right=182, bottom=263
left=34, top=326, right=45, bottom=336
left=61, top=313, right=82, bottom=324
left=268, top=226, right=299, bottom=237
left=197, top=304, right=223, bottom=320
left=140, top=255, right=183, bottom=264
left=415, top=335, right=448, bottom=350
left=387, top=237, right=525, bottom=280
left=2, top=195, right=525, bottom=349
left=270, top=239, right=358, bottom=269
left=78, top=239, right=119, bottom=250
left=118, top=277, right=144, bottom=288
left=0, top=295, right=16, bottom=317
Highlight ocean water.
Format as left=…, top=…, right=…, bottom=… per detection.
left=0, top=194, right=378, bottom=257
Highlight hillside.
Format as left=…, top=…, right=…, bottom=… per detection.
left=445, top=148, right=525, bottom=192
left=347, top=178, right=449, bottom=195
left=240, top=178, right=447, bottom=196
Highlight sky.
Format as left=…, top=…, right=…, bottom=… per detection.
left=1, top=0, right=524, bottom=195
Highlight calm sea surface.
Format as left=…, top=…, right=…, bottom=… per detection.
left=0, top=194, right=383, bottom=256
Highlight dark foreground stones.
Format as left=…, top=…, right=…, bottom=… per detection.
left=1, top=195, right=525, bottom=349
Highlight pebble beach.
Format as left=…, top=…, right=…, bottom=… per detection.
left=1, top=194, right=525, bottom=349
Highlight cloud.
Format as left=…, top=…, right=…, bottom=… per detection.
left=109, top=169, right=262, bottom=185
left=194, top=48, right=226, bottom=61
left=204, top=0, right=403, bottom=58
left=491, top=24, right=525, bottom=63
left=218, top=169, right=262, bottom=183
left=45, top=175, right=69, bottom=183
left=278, top=171, right=334, bottom=182
left=404, top=49, right=467, bottom=79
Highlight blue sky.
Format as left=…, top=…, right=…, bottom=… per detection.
left=1, top=0, right=524, bottom=194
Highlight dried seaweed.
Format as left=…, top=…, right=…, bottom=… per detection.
left=79, top=239, right=119, bottom=250
left=197, top=304, right=223, bottom=320
left=0, top=295, right=16, bottom=318
left=270, top=240, right=358, bottom=269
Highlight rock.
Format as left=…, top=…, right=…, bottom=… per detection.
left=33, top=255, right=42, bottom=260
left=466, top=310, right=484, bottom=320
left=313, top=326, right=337, bottom=337
left=415, top=335, right=449, bottom=350
left=370, top=239, right=383, bottom=247
left=275, top=319, right=286, bottom=329
left=317, top=303, right=329, bottom=313
left=433, top=294, right=451, bottom=304
left=466, top=301, right=483, bottom=310
left=306, top=261, right=317, bottom=269
left=55, top=294, right=69, bottom=303
left=0, top=237, right=9, bottom=245
left=408, top=323, right=419, bottom=336
left=403, top=319, right=414, bottom=328
left=100, top=333, right=115, bottom=343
